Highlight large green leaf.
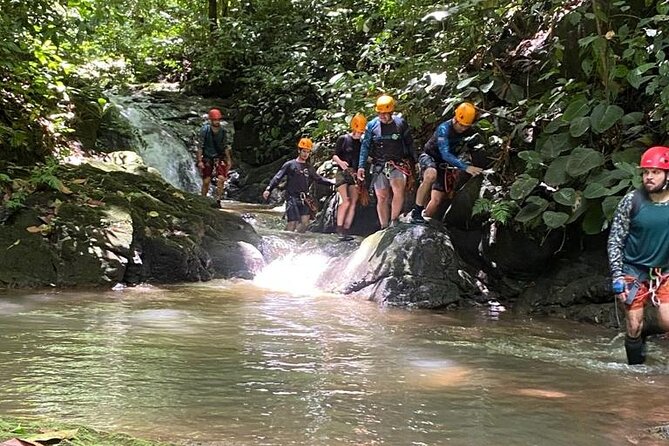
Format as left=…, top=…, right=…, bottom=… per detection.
left=569, top=117, right=590, bottom=137
left=553, top=188, right=578, bottom=206
left=562, top=98, right=590, bottom=121
left=540, top=133, right=571, bottom=158
left=515, top=196, right=549, bottom=223
left=583, top=182, right=610, bottom=198
left=602, top=195, right=622, bottom=220
left=510, top=174, right=539, bottom=200
left=517, top=151, right=543, bottom=165
left=581, top=203, right=605, bottom=234
left=544, top=119, right=568, bottom=134
left=590, top=103, right=624, bottom=134
left=544, top=156, right=570, bottom=186
left=565, top=147, right=604, bottom=177
left=543, top=211, right=569, bottom=228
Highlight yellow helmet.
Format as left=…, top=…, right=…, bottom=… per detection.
left=375, top=95, right=395, bottom=113
left=350, top=113, right=367, bottom=132
left=298, top=137, right=314, bottom=151
left=454, top=102, right=477, bottom=126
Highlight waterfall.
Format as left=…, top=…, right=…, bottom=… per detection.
left=110, top=95, right=202, bottom=193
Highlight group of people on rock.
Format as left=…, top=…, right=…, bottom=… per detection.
left=263, top=95, right=486, bottom=239
left=194, top=98, right=669, bottom=366
left=196, top=95, right=486, bottom=237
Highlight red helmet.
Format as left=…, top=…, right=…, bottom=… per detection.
left=640, top=146, right=669, bottom=170
left=208, top=108, right=222, bottom=120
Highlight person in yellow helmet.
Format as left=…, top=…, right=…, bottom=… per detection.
left=409, top=101, right=483, bottom=224
left=356, top=95, right=417, bottom=229
left=332, top=113, right=367, bottom=241
left=263, top=138, right=335, bottom=232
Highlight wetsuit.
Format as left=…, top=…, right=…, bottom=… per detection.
left=266, top=159, right=332, bottom=222
left=420, top=119, right=475, bottom=191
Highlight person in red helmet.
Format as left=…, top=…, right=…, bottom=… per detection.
left=608, top=145, right=669, bottom=365
left=196, top=108, right=233, bottom=207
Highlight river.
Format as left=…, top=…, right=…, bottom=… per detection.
left=1, top=275, right=668, bottom=445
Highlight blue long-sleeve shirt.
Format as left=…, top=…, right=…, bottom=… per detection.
left=424, top=119, right=475, bottom=171
left=358, top=116, right=414, bottom=169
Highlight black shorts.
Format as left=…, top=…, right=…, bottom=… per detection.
left=285, top=196, right=310, bottom=222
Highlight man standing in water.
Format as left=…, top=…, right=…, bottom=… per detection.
left=356, top=94, right=416, bottom=229
left=196, top=108, right=233, bottom=207
left=263, top=138, right=335, bottom=233
left=608, top=145, right=669, bottom=365
left=332, top=113, right=366, bottom=241
left=410, top=102, right=483, bottom=223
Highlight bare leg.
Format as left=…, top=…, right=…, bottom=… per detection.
left=336, top=183, right=350, bottom=228
left=375, top=187, right=391, bottom=228
left=415, top=167, right=437, bottom=207
left=286, top=221, right=298, bottom=232
left=389, top=176, right=406, bottom=221
left=296, top=214, right=310, bottom=233
left=215, top=175, right=226, bottom=200
left=344, top=185, right=359, bottom=229
left=424, top=189, right=445, bottom=218
left=201, top=177, right=211, bottom=197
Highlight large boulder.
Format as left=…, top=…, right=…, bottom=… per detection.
left=321, top=223, right=481, bottom=308
left=0, top=162, right=263, bottom=288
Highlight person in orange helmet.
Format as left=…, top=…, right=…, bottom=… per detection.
left=332, top=113, right=367, bottom=241
left=409, top=102, right=483, bottom=223
left=263, top=138, right=335, bottom=232
left=608, top=145, right=669, bottom=365
left=356, top=95, right=416, bottom=229
left=196, top=108, right=233, bottom=207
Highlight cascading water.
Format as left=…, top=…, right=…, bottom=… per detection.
left=109, top=94, right=203, bottom=193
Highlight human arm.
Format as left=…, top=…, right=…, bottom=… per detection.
left=308, top=164, right=336, bottom=186
left=607, top=192, right=634, bottom=285
left=263, top=161, right=290, bottom=200
left=437, top=122, right=483, bottom=176
left=224, top=147, right=233, bottom=169
left=333, top=136, right=349, bottom=170
left=357, top=124, right=373, bottom=181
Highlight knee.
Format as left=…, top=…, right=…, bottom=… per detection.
left=423, top=169, right=437, bottom=183
left=340, top=196, right=351, bottom=207
left=627, top=321, right=643, bottom=338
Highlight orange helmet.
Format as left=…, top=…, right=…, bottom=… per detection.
left=208, top=108, right=222, bottom=120
left=350, top=113, right=367, bottom=133
left=298, top=138, right=314, bottom=151
left=640, top=146, right=669, bottom=170
left=375, top=95, right=395, bottom=113
left=454, top=102, right=476, bottom=126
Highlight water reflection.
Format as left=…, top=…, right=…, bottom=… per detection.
left=0, top=284, right=668, bottom=445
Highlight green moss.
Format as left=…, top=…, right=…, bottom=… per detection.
left=0, top=417, right=174, bottom=446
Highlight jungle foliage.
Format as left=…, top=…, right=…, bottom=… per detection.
left=1, top=0, right=668, bottom=235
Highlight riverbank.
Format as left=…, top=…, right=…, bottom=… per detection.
left=0, top=417, right=173, bottom=446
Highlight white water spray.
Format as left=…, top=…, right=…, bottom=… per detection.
left=253, top=252, right=331, bottom=296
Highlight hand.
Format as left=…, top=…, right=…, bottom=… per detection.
left=357, top=168, right=365, bottom=182
left=262, top=190, right=270, bottom=201
left=466, top=165, right=483, bottom=176
left=339, top=161, right=349, bottom=170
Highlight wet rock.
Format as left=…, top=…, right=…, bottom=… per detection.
left=0, top=163, right=261, bottom=288
left=322, top=223, right=481, bottom=308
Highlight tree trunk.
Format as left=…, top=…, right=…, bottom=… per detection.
left=208, top=0, right=217, bottom=33
left=221, top=0, right=228, bottom=18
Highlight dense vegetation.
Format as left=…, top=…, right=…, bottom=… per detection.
left=1, top=0, right=668, bottom=235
